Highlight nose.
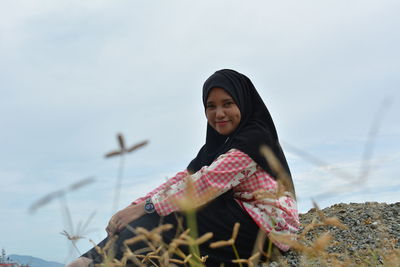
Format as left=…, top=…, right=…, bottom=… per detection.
left=215, top=107, right=225, bottom=119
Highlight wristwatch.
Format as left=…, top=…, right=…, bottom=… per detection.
left=144, top=198, right=155, bottom=214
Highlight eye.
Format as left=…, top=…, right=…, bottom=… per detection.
left=223, top=101, right=234, bottom=107
left=206, top=103, right=216, bottom=109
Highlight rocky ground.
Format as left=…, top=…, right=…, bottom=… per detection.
left=271, top=202, right=400, bottom=266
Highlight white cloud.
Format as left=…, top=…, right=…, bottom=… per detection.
left=0, top=0, right=399, bottom=263
left=294, top=151, right=400, bottom=212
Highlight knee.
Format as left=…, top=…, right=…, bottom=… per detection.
left=65, top=257, right=92, bottom=267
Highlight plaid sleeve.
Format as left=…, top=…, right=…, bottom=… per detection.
left=131, top=170, right=189, bottom=205
left=152, top=149, right=258, bottom=216
left=242, top=193, right=299, bottom=251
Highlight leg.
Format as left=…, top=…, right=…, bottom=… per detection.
left=172, top=192, right=260, bottom=265
left=79, top=192, right=261, bottom=266
left=80, top=212, right=169, bottom=264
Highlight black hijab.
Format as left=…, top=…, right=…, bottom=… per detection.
left=187, top=69, right=295, bottom=194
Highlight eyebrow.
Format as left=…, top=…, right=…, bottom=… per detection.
left=207, top=98, right=234, bottom=104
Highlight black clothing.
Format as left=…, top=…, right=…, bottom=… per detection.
left=81, top=193, right=261, bottom=266
left=187, top=69, right=294, bottom=194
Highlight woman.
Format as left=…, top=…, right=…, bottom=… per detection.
left=67, top=69, right=299, bottom=266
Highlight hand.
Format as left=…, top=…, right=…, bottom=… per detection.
left=106, top=202, right=146, bottom=236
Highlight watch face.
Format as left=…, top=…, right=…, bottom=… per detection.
left=145, top=202, right=155, bottom=213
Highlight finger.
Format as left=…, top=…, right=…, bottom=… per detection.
left=108, top=228, right=115, bottom=236
left=117, top=223, right=125, bottom=233
left=107, top=224, right=116, bottom=235
left=116, top=221, right=123, bottom=233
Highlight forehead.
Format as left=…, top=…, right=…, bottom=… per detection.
left=206, top=87, right=233, bottom=102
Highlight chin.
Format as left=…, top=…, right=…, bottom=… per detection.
left=217, top=129, right=233, bottom=136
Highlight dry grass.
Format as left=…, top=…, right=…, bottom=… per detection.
left=78, top=185, right=400, bottom=266
left=29, top=105, right=399, bottom=267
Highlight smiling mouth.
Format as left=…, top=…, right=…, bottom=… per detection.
left=216, top=121, right=230, bottom=125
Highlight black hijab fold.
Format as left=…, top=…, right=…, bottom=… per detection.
left=187, top=69, right=295, bottom=195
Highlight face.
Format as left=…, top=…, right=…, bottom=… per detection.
left=205, top=87, right=241, bottom=136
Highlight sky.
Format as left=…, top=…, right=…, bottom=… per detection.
left=0, top=0, right=399, bottom=264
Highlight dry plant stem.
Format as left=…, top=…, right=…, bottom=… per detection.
left=122, top=247, right=145, bottom=266
left=106, top=135, right=149, bottom=213
left=259, top=146, right=295, bottom=196
left=60, top=197, right=74, bottom=238
left=59, top=196, right=83, bottom=256
left=251, top=229, right=266, bottom=257
left=125, top=226, right=157, bottom=252
left=231, top=244, right=243, bottom=267
left=185, top=210, right=202, bottom=266
left=70, top=241, right=81, bottom=258
left=281, top=99, right=391, bottom=203
left=68, top=177, right=96, bottom=191
left=358, top=97, right=390, bottom=182
left=113, top=154, right=125, bottom=213
left=80, top=211, right=97, bottom=235
left=28, top=177, right=95, bottom=214
left=266, top=239, right=273, bottom=259
left=230, top=223, right=243, bottom=267
left=281, top=142, right=355, bottom=181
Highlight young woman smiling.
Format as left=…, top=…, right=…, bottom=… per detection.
left=206, top=87, right=241, bottom=136
left=67, top=69, right=299, bottom=267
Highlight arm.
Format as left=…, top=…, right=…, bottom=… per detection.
left=152, top=149, right=258, bottom=216
left=108, top=170, right=189, bottom=235
left=131, top=170, right=189, bottom=204
left=107, top=201, right=146, bottom=235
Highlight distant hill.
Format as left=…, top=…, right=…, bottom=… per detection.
left=8, top=254, right=63, bottom=267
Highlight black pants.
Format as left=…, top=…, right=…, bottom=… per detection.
left=82, top=192, right=261, bottom=266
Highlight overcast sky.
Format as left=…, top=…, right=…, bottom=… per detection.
left=1, top=0, right=399, bottom=264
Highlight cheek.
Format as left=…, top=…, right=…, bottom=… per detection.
left=237, top=111, right=241, bottom=120
left=234, top=108, right=241, bottom=122
left=205, top=110, right=214, bottom=122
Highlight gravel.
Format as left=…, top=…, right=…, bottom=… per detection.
left=268, top=202, right=400, bottom=266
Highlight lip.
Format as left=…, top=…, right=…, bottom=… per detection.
left=216, top=121, right=230, bottom=125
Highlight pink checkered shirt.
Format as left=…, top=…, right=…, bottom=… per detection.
left=132, top=149, right=299, bottom=251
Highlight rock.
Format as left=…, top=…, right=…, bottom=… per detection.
left=276, top=202, right=400, bottom=266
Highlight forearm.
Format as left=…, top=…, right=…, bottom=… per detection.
left=132, top=170, right=189, bottom=204
left=108, top=201, right=146, bottom=235
left=152, top=149, right=257, bottom=216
